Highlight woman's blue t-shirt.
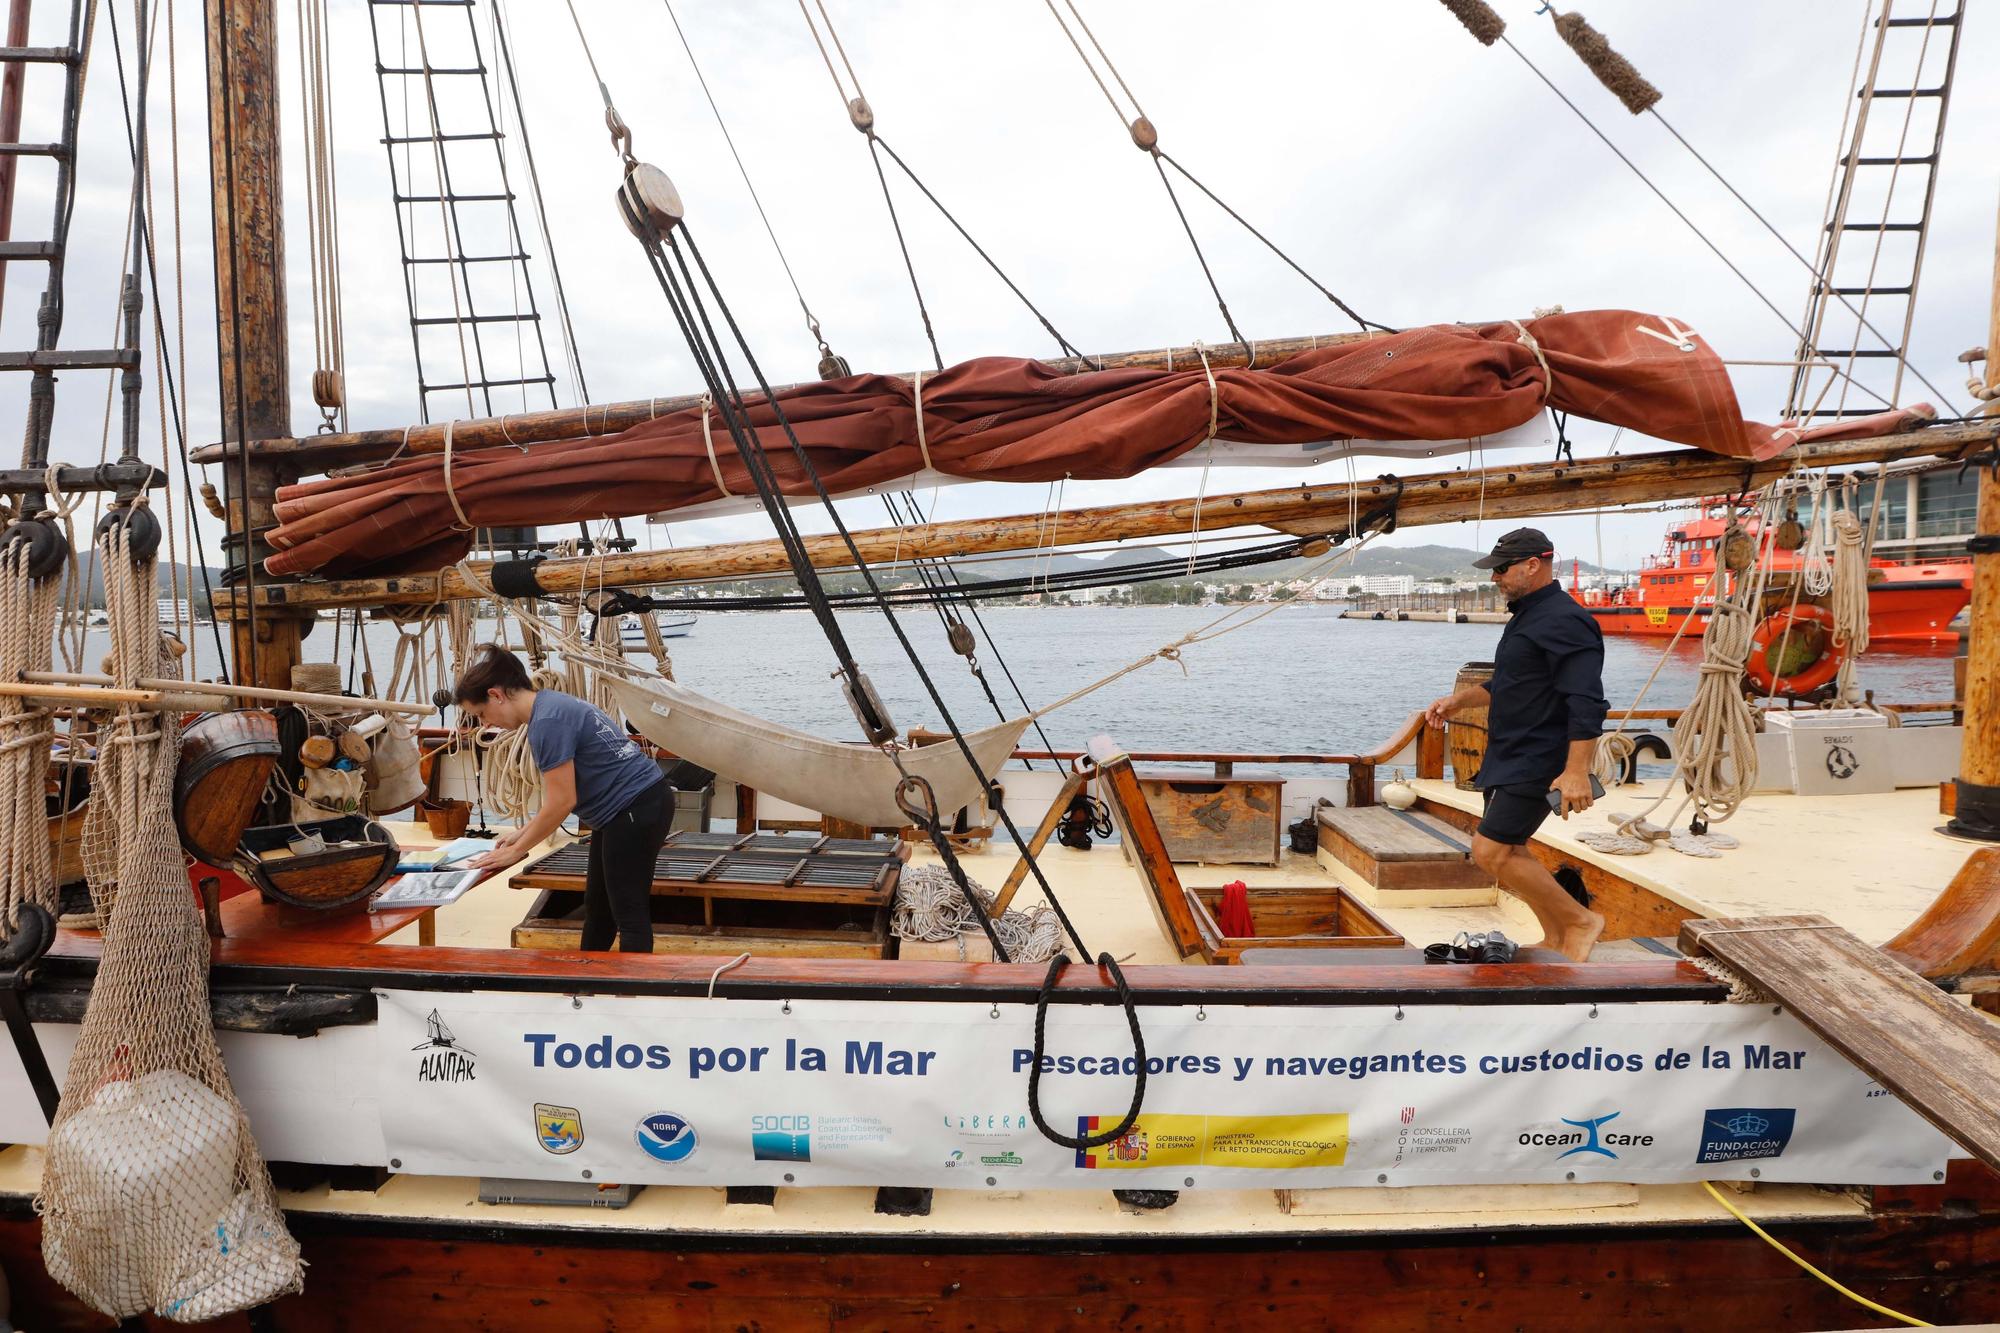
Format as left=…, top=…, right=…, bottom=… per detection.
left=525, top=691, right=662, bottom=825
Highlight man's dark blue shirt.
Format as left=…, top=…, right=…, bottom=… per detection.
left=1478, top=582, right=1608, bottom=789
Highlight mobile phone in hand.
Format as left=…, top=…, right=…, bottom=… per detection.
left=1545, top=774, right=1606, bottom=814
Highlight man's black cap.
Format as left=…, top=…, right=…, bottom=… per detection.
left=1472, top=527, right=1555, bottom=570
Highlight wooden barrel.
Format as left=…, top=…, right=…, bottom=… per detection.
left=1447, top=661, right=1494, bottom=791
left=175, top=711, right=281, bottom=864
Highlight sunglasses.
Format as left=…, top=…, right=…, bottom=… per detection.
left=1490, top=552, right=1550, bottom=575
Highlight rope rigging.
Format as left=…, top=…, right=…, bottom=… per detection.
left=100, top=0, right=225, bottom=667
left=1039, top=0, right=1391, bottom=337
left=654, top=0, right=1063, bottom=765
left=793, top=0, right=1091, bottom=367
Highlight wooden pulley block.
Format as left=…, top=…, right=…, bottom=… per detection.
left=1721, top=525, right=1755, bottom=574
left=617, top=164, right=685, bottom=240
left=338, top=729, right=373, bottom=764
left=311, top=369, right=344, bottom=410
left=300, top=735, right=337, bottom=769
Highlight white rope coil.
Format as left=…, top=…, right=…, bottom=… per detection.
left=891, top=863, right=1062, bottom=963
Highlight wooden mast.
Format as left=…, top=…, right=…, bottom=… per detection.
left=1947, top=190, right=2000, bottom=842
left=208, top=0, right=308, bottom=689
left=219, top=420, right=1994, bottom=613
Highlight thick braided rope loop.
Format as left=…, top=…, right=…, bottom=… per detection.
left=477, top=723, right=544, bottom=821
left=1026, top=954, right=1150, bottom=1151
left=0, top=542, right=62, bottom=931
left=39, top=528, right=303, bottom=1321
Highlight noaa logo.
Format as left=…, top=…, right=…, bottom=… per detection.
left=634, top=1112, right=698, bottom=1163
left=1825, top=745, right=1859, bottom=780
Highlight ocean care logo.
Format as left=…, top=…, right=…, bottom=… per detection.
left=412, top=1009, right=476, bottom=1083
left=751, top=1113, right=811, bottom=1163
left=1696, top=1107, right=1796, bottom=1164
left=1520, top=1111, right=1653, bottom=1161
left=634, top=1112, right=698, bottom=1164
left=535, top=1103, right=583, bottom=1155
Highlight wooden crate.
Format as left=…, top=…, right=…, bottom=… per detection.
left=1133, top=771, right=1283, bottom=866
left=1316, top=804, right=1493, bottom=898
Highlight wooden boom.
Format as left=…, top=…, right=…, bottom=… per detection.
left=220, top=418, right=1995, bottom=615
left=189, top=330, right=1385, bottom=470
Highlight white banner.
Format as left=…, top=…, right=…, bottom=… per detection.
left=376, top=991, right=1952, bottom=1190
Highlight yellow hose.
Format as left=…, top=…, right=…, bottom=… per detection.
left=1700, top=1180, right=1931, bottom=1327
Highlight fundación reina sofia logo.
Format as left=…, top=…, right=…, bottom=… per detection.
left=1696, top=1107, right=1797, bottom=1164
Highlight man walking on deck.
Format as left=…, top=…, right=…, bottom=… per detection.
left=1425, top=528, right=1607, bottom=962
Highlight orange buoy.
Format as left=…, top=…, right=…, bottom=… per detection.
left=1745, top=605, right=1846, bottom=697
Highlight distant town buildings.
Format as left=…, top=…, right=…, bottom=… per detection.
left=1353, top=574, right=1416, bottom=597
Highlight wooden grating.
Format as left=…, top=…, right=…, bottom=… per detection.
left=1680, top=914, right=2000, bottom=1173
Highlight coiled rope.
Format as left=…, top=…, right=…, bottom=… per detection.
left=890, top=864, right=1062, bottom=963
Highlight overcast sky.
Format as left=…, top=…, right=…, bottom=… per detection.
left=4, top=0, right=1995, bottom=577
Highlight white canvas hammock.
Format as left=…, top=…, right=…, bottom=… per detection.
left=602, top=675, right=1029, bottom=828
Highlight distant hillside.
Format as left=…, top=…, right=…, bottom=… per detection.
left=57, top=552, right=224, bottom=612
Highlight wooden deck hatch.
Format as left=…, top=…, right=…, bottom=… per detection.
left=1086, top=735, right=1403, bottom=963
left=1680, top=914, right=2000, bottom=1173
left=1316, top=804, right=1493, bottom=894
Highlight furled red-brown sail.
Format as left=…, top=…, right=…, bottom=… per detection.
left=262, top=310, right=1913, bottom=578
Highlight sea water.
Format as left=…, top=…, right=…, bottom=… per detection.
left=101, top=603, right=1958, bottom=762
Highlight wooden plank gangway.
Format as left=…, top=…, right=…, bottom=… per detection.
left=1680, top=914, right=2000, bottom=1173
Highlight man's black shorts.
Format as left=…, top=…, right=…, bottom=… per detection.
left=1478, top=782, right=1554, bottom=846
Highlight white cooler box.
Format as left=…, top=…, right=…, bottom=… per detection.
left=1763, top=709, right=1894, bottom=797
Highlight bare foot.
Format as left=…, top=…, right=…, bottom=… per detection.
left=1528, top=938, right=1556, bottom=953
left=1557, top=911, right=1606, bottom=963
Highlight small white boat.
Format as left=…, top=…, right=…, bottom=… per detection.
left=618, top=614, right=695, bottom=651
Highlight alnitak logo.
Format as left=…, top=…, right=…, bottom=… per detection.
left=1696, top=1107, right=1796, bottom=1164
left=634, top=1112, right=698, bottom=1164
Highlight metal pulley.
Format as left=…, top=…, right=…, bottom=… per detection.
left=817, top=343, right=852, bottom=381
left=945, top=619, right=977, bottom=658
left=617, top=163, right=686, bottom=241
left=841, top=669, right=897, bottom=746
